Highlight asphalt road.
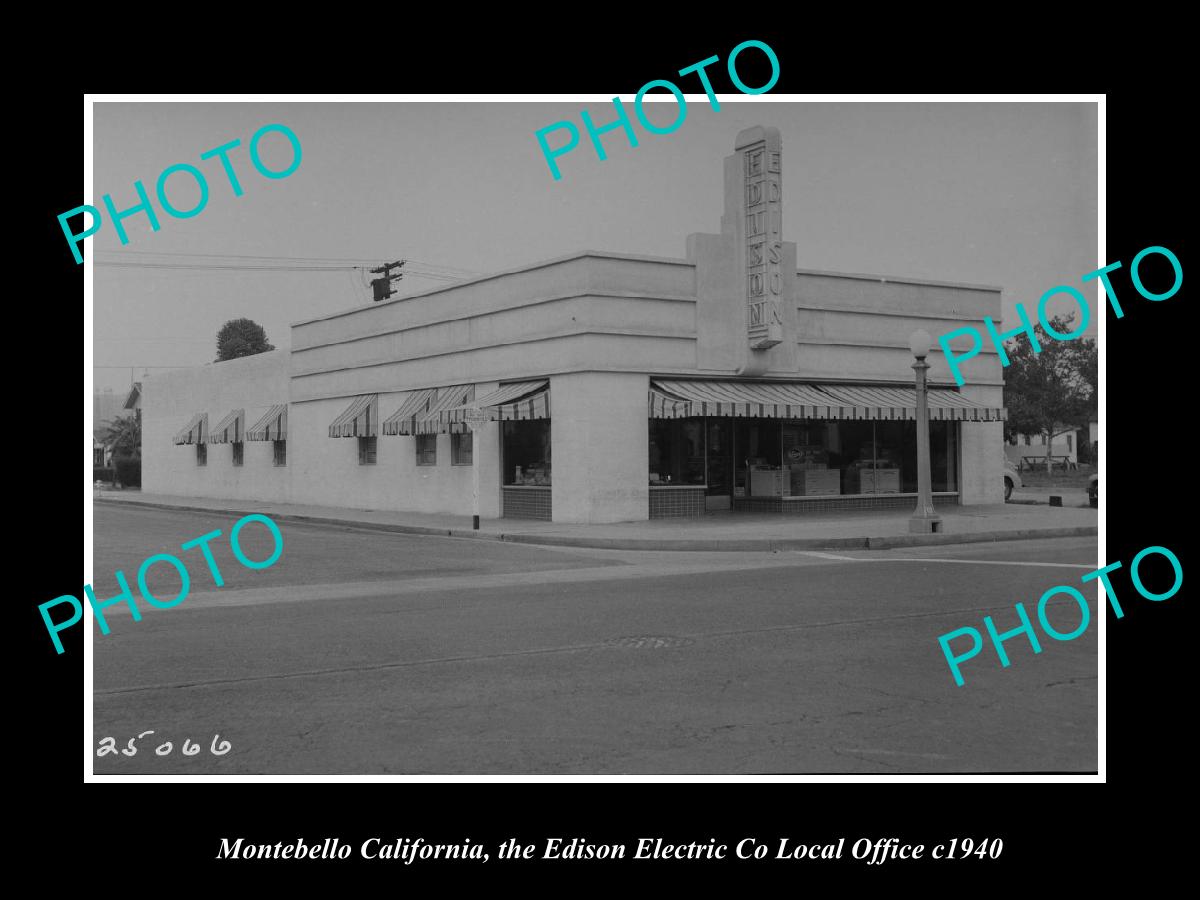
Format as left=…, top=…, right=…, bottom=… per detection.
left=91, top=506, right=1099, bottom=774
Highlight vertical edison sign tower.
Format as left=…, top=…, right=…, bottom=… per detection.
left=739, top=127, right=784, bottom=349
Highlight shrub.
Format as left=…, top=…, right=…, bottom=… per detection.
left=115, top=456, right=141, bottom=488
left=93, top=466, right=115, bottom=483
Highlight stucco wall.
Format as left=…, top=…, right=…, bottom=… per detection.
left=290, top=253, right=697, bottom=402
left=142, top=351, right=291, bottom=503
left=144, top=356, right=505, bottom=516
left=551, top=372, right=649, bottom=523
left=794, top=271, right=1003, bottom=390
left=288, top=392, right=478, bottom=516
left=959, top=384, right=1005, bottom=504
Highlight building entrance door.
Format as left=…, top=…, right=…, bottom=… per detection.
left=705, top=417, right=733, bottom=511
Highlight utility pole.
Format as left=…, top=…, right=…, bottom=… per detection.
left=370, top=260, right=406, bottom=302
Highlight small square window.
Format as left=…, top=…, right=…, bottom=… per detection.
left=196, top=443, right=207, bottom=466
left=1023, top=435, right=1031, bottom=446
left=451, top=432, right=473, bottom=466
left=273, top=440, right=287, bottom=466
left=358, top=435, right=377, bottom=465
left=232, top=442, right=244, bottom=467
left=416, top=434, right=437, bottom=466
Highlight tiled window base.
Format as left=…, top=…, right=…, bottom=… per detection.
left=649, top=487, right=707, bottom=518
left=733, top=493, right=960, bottom=514
left=502, top=487, right=552, bottom=520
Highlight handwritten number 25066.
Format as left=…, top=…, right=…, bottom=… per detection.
left=97, top=732, right=231, bottom=757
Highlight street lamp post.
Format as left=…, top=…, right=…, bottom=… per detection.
left=909, top=329, right=943, bottom=534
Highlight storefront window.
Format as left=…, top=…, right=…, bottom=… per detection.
left=780, top=421, right=844, bottom=498
left=648, top=418, right=705, bottom=485
left=735, top=418, right=783, bottom=497
left=728, top=418, right=958, bottom=498
left=503, top=420, right=551, bottom=485
left=707, top=417, right=733, bottom=498
left=873, top=421, right=913, bottom=493
left=852, top=421, right=959, bottom=495
left=930, top=421, right=959, bottom=492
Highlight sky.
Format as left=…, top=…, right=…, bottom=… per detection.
left=91, top=100, right=1098, bottom=395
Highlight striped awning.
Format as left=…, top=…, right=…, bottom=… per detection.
left=443, top=380, right=550, bottom=424
left=649, top=384, right=693, bottom=419
left=248, top=404, right=287, bottom=441
left=383, top=388, right=439, bottom=436
left=413, top=384, right=475, bottom=435
left=173, top=412, right=208, bottom=445
left=819, top=385, right=1006, bottom=422
left=328, top=394, right=378, bottom=438
left=208, top=408, right=245, bottom=444
left=648, top=379, right=1005, bottom=422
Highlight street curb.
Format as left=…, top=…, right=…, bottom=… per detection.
left=865, top=526, right=1097, bottom=550
left=96, top=496, right=1097, bottom=553
left=94, top=497, right=497, bottom=541
left=498, top=533, right=872, bottom=551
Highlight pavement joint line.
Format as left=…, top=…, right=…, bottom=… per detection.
left=797, top=556, right=1097, bottom=569
left=94, top=599, right=1098, bottom=698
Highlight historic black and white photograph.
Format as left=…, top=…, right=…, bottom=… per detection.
left=86, top=98, right=1100, bottom=775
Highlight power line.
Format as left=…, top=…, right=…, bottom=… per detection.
left=95, top=262, right=359, bottom=272
left=97, top=249, right=381, bottom=263
left=95, top=260, right=473, bottom=283
left=345, top=268, right=363, bottom=305
left=94, top=337, right=212, bottom=342
left=94, top=249, right=483, bottom=277
left=394, top=260, right=481, bottom=276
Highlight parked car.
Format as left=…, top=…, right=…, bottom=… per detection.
left=1004, top=460, right=1022, bottom=501
left=1087, top=473, right=1098, bottom=508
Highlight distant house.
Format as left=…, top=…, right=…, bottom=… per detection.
left=123, top=381, right=142, bottom=420
left=1004, top=430, right=1078, bottom=468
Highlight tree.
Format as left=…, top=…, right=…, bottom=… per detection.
left=1073, top=337, right=1098, bottom=466
left=216, top=318, right=275, bottom=362
left=1003, top=313, right=1097, bottom=473
left=98, top=413, right=141, bottom=459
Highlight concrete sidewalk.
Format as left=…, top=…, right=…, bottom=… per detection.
left=94, top=490, right=1098, bottom=552
left=1010, top=485, right=1093, bottom=508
